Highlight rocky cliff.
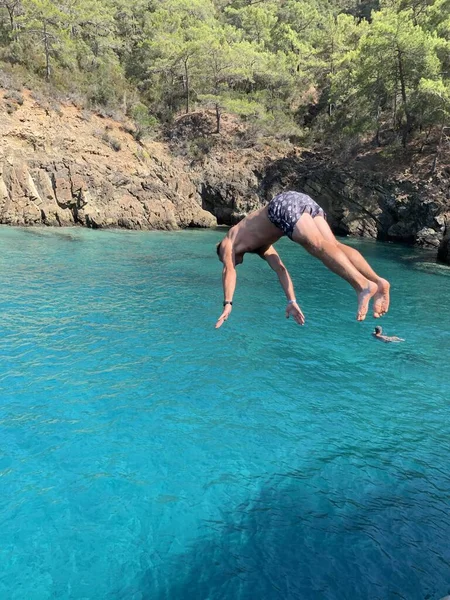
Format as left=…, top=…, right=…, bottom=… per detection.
left=195, top=126, right=450, bottom=262
left=0, top=89, right=215, bottom=230
left=1, top=88, right=449, bottom=264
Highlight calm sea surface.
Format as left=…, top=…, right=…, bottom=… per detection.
left=0, top=227, right=449, bottom=600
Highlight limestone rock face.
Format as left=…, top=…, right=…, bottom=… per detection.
left=0, top=158, right=216, bottom=230
left=1, top=89, right=450, bottom=264
left=260, top=154, right=449, bottom=248
left=198, top=150, right=450, bottom=263
left=0, top=90, right=216, bottom=231
left=200, top=161, right=261, bottom=225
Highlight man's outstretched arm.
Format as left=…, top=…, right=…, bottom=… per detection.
left=259, top=246, right=305, bottom=325
left=215, top=239, right=236, bottom=329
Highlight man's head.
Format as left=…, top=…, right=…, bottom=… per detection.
left=374, top=326, right=383, bottom=335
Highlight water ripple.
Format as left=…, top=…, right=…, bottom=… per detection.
left=0, top=228, right=449, bottom=599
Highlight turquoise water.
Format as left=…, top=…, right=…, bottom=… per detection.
left=0, top=227, right=449, bottom=600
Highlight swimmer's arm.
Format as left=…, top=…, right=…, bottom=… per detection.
left=259, top=246, right=305, bottom=325
left=215, top=240, right=236, bottom=329
left=379, top=335, right=404, bottom=343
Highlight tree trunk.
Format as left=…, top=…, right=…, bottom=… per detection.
left=44, top=21, right=51, bottom=82
left=330, top=35, right=335, bottom=76
left=431, top=121, right=446, bottom=174
left=375, top=105, right=381, bottom=146
left=215, top=103, right=220, bottom=133
left=184, top=58, right=190, bottom=114
left=392, top=79, right=398, bottom=130
left=7, top=5, right=18, bottom=41
left=7, top=7, right=14, bottom=31
left=397, top=45, right=411, bottom=147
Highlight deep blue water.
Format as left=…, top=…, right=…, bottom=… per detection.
left=0, top=227, right=449, bottom=600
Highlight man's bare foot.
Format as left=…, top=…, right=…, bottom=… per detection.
left=373, top=278, right=390, bottom=318
left=357, top=282, right=378, bottom=321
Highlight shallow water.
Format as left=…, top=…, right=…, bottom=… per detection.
left=0, top=227, right=449, bottom=600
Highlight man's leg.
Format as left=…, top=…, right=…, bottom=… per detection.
left=313, top=216, right=390, bottom=317
left=292, top=213, right=377, bottom=321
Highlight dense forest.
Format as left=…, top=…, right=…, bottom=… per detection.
left=0, top=0, right=449, bottom=153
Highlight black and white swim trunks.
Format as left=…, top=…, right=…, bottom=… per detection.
left=267, top=191, right=326, bottom=239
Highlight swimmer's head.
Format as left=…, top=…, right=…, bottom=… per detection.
left=374, top=326, right=382, bottom=335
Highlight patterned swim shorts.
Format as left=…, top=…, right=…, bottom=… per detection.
left=267, top=191, right=326, bottom=239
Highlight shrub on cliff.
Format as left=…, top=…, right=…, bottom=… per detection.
left=0, top=0, right=448, bottom=157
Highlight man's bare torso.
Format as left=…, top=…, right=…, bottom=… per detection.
left=225, top=206, right=283, bottom=254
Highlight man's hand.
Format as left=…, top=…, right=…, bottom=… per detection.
left=215, top=304, right=232, bottom=329
left=286, top=301, right=305, bottom=325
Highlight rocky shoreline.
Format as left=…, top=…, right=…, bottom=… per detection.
left=199, top=149, right=450, bottom=263
left=1, top=90, right=449, bottom=263
left=0, top=90, right=215, bottom=232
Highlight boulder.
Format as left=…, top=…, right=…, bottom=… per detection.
left=438, top=230, right=450, bottom=264
left=416, top=227, right=441, bottom=248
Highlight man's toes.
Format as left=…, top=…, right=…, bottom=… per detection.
left=373, top=298, right=383, bottom=314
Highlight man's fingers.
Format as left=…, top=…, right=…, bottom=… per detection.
left=287, top=307, right=306, bottom=325
left=294, top=310, right=305, bottom=325
left=215, top=311, right=229, bottom=328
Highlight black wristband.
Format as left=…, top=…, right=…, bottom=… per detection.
left=223, top=301, right=233, bottom=306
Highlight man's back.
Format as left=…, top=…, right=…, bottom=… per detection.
left=226, top=205, right=283, bottom=254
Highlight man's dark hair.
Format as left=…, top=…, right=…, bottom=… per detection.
left=374, top=326, right=382, bottom=334
left=216, top=241, right=222, bottom=258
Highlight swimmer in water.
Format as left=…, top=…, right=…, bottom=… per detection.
left=215, top=191, right=390, bottom=328
left=372, top=326, right=404, bottom=343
